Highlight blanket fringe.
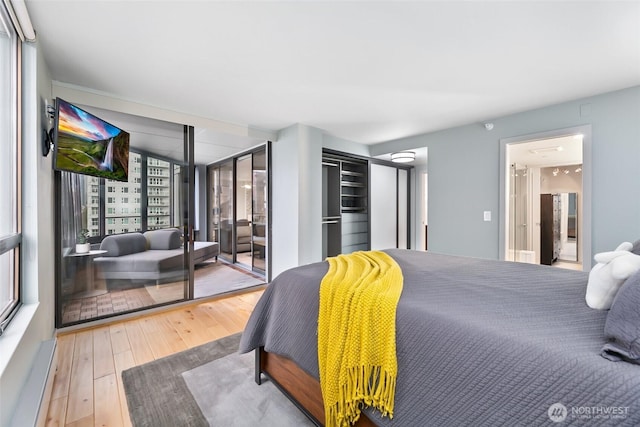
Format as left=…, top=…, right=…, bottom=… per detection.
left=326, top=365, right=396, bottom=427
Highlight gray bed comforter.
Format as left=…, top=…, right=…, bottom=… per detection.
left=239, top=250, right=640, bottom=426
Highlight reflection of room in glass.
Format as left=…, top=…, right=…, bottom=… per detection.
left=235, top=154, right=253, bottom=268
left=58, top=150, right=191, bottom=327
left=252, top=149, right=267, bottom=273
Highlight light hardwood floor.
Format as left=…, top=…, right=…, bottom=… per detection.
left=45, top=289, right=264, bottom=427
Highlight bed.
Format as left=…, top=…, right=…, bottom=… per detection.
left=239, top=249, right=640, bottom=426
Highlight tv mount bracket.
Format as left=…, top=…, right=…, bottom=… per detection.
left=42, top=102, right=55, bottom=156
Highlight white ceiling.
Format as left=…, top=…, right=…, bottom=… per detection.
left=25, top=1, right=640, bottom=163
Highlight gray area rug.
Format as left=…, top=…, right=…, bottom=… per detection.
left=122, top=333, right=314, bottom=427
left=143, top=261, right=265, bottom=304
left=193, top=261, right=265, bottom=298
left=183, top=350, right=314, bottom=426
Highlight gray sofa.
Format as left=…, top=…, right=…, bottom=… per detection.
left=93, top=228, right=219, bottom=287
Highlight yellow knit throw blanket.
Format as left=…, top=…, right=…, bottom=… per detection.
left=318, top=250, right=404, bottom=427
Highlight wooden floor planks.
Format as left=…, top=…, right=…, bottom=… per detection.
left=45, top=289, right=263, bottom=427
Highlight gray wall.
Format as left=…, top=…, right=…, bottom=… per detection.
left=371, top=86, right=640, bottom=261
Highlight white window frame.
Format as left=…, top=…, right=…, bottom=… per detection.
left=0, top=2, right=22, bottom=335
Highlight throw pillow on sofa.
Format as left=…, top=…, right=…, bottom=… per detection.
left=144, top=228, right=182, bottom=250
left=100, top=233, right=147, bottom=257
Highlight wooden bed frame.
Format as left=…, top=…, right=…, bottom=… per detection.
left=255, top=347, right=377, bottom=426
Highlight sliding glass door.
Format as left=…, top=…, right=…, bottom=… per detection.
left=218, top=159, right=234, bottom=263
left=236, top=154, right=252, bottom=268
left=55, top=114, right=194, bottom=327
left=208, top=145, right=268, bottom=276
left=252, top=149, right=267, bottom=273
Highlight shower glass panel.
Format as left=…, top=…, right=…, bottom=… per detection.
left=508, top=164, right=529, bottom=262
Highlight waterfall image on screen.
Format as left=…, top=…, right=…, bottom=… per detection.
left=54, top=98, right=130, bottom=182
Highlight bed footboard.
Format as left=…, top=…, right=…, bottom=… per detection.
left=255, top=347, right=377, bottom=427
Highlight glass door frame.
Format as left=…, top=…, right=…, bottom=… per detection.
left=207, top=143, right=270, bottom=279
left=185, top=125, right=196, bottom=300
left=54, top=122, right=195, bottom=328
left=251, top=148, right=267, bottom=274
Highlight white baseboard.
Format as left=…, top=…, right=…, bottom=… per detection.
left=10, top=339, right=57, bottom=427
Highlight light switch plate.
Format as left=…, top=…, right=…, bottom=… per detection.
left=483, top=211, right=491, bottom=222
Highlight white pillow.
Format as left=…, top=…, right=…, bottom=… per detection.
left=585, top=242, right=640, bottom=310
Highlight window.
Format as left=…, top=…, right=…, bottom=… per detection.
left=100, top=152, right=141, bottom=235
left=0, top=3, right=22, bottom=333
left=107, top=186, right=115, bottom=193
left=91, top=218, right=98, bottom=226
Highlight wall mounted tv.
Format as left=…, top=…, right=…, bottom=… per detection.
left=53, top=98, right=130, bottom=182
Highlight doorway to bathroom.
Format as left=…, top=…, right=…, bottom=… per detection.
left=500, top=126, right=591, bottom=271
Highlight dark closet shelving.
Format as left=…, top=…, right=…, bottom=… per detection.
left=322, top=152, right=369, bottom=257
left=339, top=160, right=367, bottom=213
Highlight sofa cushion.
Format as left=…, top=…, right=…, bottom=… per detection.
left=193, top=241, right=219, bottom=261
left=144, top=229, right=181, bottom=250
left=237, top=226, right=251, bottom=239
left=95, top=249, right=184, bottom=273
left=100, top=233, right=147, bottom=257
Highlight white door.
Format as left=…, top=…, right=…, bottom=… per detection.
left=370, top=164, right=397, bottom=249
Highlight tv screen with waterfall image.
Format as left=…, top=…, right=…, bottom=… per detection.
left=53, top=98, right=130, bottom=182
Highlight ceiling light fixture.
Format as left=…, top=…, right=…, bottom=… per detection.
left=390, top=151, right=415, bottom=163
left=575, top=167, right=582, bottom=173
left=529, top=146, right=564, bottom=154
left=552, top=168, right=560, bottom=177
